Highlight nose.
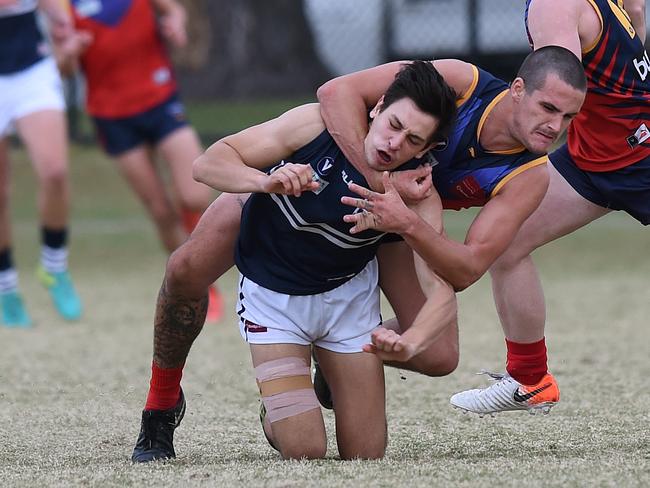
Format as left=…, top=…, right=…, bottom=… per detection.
left=547, top=114, right=563, bottom=134
left=389, top=132, right=407, bottom=151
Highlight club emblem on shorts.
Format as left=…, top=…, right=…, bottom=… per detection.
left=167, top=102, right=186, bottom=122
left=244, top=320, right=267, bottom=333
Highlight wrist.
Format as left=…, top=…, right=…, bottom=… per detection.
left=254, top=172, right=269, bottom=193
left=398, top=209, right=421, bottom=238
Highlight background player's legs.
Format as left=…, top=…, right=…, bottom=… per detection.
left=252, top=344, right=326, bottom=460
left=15, top=109, right=81, bottom=321
left=156, top=126, right=213, bottom=215
left=0, top=137, right=11, bottom=253
left=0, top=137, right=30, bottom=327
left=15, top=110, right=70, bottom=230
left=315, top=347, right=386, bottom=460
left=115, top=145, right=186, bottom=253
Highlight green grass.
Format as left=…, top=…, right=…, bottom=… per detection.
left=1, top=143, right=649, bottom=487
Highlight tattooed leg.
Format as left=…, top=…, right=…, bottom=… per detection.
left=140, top=193, right=242, bottom=414
left=153, top=280, right=209, bottom=369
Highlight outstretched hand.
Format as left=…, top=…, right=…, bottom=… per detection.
left=362, top=327, right=418, bottom=362
left=342, top=171, right=415, bottom=234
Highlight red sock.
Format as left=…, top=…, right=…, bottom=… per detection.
left=145, top=362, right=184, bottom=411
left=181, top=209, right=202, bottom=234
left=505, top=338, right=548, bottom=386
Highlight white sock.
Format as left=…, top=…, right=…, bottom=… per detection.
left=40, top=246, right=68, bottom=274
left=0, top=268, right=19, bottom=294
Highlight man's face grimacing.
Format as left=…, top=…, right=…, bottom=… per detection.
left=364, top=96, right=439, bottom=171
left=511, top=72, right=585, bottom=154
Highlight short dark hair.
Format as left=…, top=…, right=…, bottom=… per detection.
left=517, top=45, right=587, bottom=93
left=380, top=60, right=457, bottom=145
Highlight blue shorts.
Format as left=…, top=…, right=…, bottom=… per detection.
left=92, top=93, right=189, bottom=156
left=550, top=144, right=650, bottom=225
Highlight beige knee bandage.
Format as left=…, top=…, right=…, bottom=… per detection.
left=256, top=357, right=320, bottom=423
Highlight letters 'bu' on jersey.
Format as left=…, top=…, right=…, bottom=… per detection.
left=526, top=0, right=650, bottom=171
left=430, top=65, right=547, bottom=210
left=0, top=1, right=47, bottom=74
left=236, top=131, right=420, bottom=296
left=71, top=0, right=176, bottom=118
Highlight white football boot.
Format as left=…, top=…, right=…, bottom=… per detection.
left=450, top=371, right=559, bottom=417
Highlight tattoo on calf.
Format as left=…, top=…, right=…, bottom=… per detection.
left=153, top=280, right=209, bottom=369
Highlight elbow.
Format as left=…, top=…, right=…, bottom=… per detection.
left=192, top=155, right=209, bottom=185
left=316, top=79, right=337, bottom=105
left=448, top=268, right=482, bottom=292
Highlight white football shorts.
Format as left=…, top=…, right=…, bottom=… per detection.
left=0, top=57, right=65, bottom=136
left=236, top=259, right=381, bottom=353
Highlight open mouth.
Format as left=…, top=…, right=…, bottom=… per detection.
left=377, top=149, right=392, bottom=164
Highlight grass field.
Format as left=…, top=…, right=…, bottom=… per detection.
left=1, top=138, right=649, bottom=487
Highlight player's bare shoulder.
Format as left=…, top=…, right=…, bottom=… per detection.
left=274, top=103, right=326, bottom=150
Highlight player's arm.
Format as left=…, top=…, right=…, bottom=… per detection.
left=317, top=59, right=473, bottom=168
left=317, top=59, right=472, bottom=194
left=38, top=0, right=72, bottom=39
left=403, top=164, right=549, bottom=291
left=151, top=0, right=188, bottom=47
left=52, top=29, right=93, bottom=78
left=387, top=194, right=456, bottom=356
left=369, top=241, right=457, bottom=362
left=345, top=164, right=549, bottom=291
left=37, top=0, right=90, bottom=77
left=317, top=61, right=406, bottom=170
left=625, top=0, right=647, bottom=43
left=527, top=0, right=584, bottom=57
left=193, top=103, right=323, bottom=195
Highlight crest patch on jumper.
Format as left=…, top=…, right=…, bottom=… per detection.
left=317, top=157, right=335, bottom=176
left=627, top=123, right=649, bottom=148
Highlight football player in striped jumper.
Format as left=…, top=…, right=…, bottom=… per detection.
left=317, top=46, right=587, bottom=415
left=133, top=60, right=458, bottom=461
left=131, top=48, right=586, bottom=462
left=451, top=0, right=649, bottom=416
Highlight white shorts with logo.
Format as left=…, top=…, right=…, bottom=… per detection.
left=0, top=57, right=65, bottom=136
left=236, top=259, right=381, bottom=353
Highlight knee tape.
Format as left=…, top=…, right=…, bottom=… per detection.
left=255, top=357, right=320, bottom=423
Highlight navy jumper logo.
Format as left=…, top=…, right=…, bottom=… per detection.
left=317, top=157, right=335, bottom=176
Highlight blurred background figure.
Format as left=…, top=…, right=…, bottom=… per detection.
left=59, top=0, right=223, bottom=322
left=0, top=0, right=82, bottom=328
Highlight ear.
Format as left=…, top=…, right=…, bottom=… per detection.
left=369, top=95, right=385, bottom=120
left=511, top=77, right=526, bottom=102
left=415, top=144, right=434, bottom=159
